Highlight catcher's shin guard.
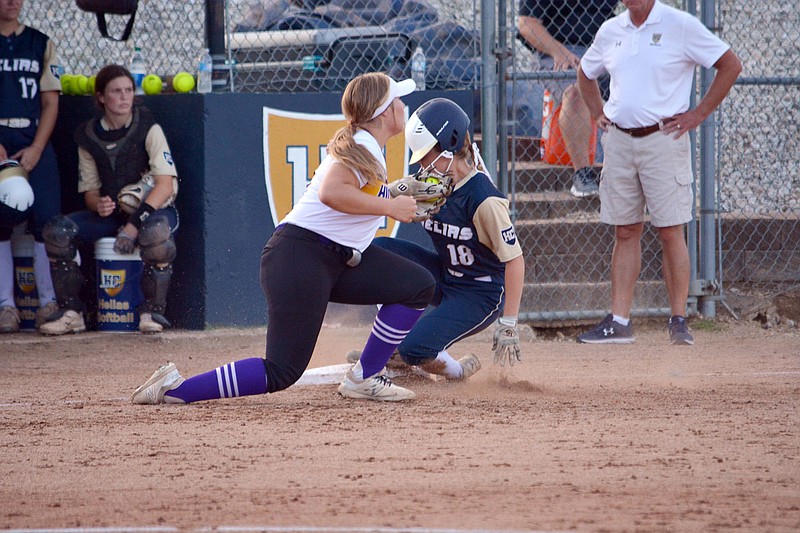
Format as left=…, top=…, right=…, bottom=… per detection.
left=138, top=215, right=177, bottom=265
left=50, top=259, right=85, bottom=312
left=140, top=263, right=172, bottom=317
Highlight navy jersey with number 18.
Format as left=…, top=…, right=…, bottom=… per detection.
left=421, top=171, right=517, bottom=285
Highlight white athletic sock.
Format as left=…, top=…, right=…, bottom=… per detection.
left=435, top=350, right=464, bottom=379
left=33, top=242, right=56, bottom=305
left=612, top=314, right=630, bottom=326
left=350, top=360, right=365, bottom=381
left=0, top=241, right=15, bottom=307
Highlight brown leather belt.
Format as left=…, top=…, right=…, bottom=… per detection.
left=612, top=122, right=661, bottom=138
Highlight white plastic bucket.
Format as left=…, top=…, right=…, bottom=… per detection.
left=11, top=234, right=38, bottom=331
left=95, top=237, right=143, bottom=332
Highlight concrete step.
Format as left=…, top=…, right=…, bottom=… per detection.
left=522, top=250, right=667, bottom=284
left=510, top=161, right=602, bottom=194
left=514, top=217, right=663, bottom=256
left=475, top=133, right=599, bottom=193
left=512, top=190, right=600, bottom=220
left=521, top=280, right=669, bottom=324
left=514, top=219, right=668, bottom=284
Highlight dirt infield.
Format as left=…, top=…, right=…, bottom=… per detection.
left=1, top=317, right=798, bottom=532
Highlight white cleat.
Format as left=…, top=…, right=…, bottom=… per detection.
left=456, top=354, right=482, bottom=381
left=131, top=362, right=186, bottom=404
left=0, top=306, right=20, bottom=333
left=38, top=310, right=86, bottom=336
left=139, top=313, right=164, bottom=334
left=420, top=354, right=482, bottom=381
left=338, top=370, right=415, bottom=402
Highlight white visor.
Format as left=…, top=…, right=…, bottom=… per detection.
left=405, top=111, right=438, bottom=165
left=370, top=78, right=416, bottom=120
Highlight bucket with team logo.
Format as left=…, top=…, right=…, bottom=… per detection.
left=95, top=237, right=143, bottom=332
left=11, top=234, right=38, bottom=331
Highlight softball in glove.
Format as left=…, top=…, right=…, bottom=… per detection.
left=387, top=170, right=454, bottom=222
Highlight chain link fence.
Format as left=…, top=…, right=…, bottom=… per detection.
left=22, top=1, right=206, bottom=83
left=226, top=0, right=481, bottom=93
left=21, top=1, right=482, bottom=94
left=715, top=1, right=800, bottom=318
left=506, top=0, right=799, bottom=324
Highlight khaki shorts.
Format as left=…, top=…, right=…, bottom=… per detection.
left=599, top=126, right=694, bottom=228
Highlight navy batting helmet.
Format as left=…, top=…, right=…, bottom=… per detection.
left=405, top=98, right=470, bottom=165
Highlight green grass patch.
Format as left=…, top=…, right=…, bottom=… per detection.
left=692, top=318, right=728, bottom=332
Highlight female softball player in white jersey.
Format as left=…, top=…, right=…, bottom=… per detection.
left=133, top=72, right=435, bottom=404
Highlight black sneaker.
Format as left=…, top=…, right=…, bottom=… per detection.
left=667, top=316, right=694, bottom=345
left=570, top=167, right=599, bottom=198
left=577, top=314, right=634, bottom=344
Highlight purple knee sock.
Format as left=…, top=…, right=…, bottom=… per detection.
left=359, top=304, right=423, bottom=378
left=165, top=357, right=268, bottom=403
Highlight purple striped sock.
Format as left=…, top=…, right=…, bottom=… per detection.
left=165, top=357, right=268, bottom=403
left=360, top=304, right=423, bottom=378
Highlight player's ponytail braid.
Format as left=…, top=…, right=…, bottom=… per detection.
left=328, top=73, right=390, bottom=185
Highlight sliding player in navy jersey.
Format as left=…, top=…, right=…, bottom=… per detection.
left=348, top=98, right=525, bottom=378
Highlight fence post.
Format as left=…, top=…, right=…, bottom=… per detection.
left=480, top=0, right=497, bottom=179
left=698, top=0, right=718, bottom=318
left=496, top=0, right=509, bottom=196
left=205, top=0, right=230, bottom=92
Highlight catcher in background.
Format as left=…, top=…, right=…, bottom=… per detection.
left=39, top=64, right=179, bottom=335
left=132, top=72, right=439, bottom=405
left=348, top=98, right=525, bottom=378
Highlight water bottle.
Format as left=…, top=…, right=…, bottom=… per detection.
left=197, top=48, right=213, bottom=94
left=129, top=46, right=146, bottom=95
left=541, top=89, right=554, bottom=160
left=410, top=46, right=427, bottom=91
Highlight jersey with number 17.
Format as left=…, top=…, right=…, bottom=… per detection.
left=0, top=26, right=61, bottom=122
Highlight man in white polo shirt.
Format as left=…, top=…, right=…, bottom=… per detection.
left=575, top=0, right=741, bottom=345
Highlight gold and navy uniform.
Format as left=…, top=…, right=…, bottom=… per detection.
left=0, top=25, right=62, bottom=241
left=373, top=170, right=523, bottom=362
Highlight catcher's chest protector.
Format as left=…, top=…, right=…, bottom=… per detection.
left=74, top=107, right=154, bottom=199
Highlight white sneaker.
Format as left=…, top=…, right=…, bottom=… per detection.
left=131, top=362, right=186, bottom=404
left=139, top=313, right=164, bottom=334
left=38, top=310, right=86, bottom=336
left=338, top=370, right=415, bottom=401
left=0, top=306, right=20, bottom=333
left=457, top=354, right=482, bottom=380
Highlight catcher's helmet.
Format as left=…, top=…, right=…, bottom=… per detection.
left=406, top=98, right=470, bottom=165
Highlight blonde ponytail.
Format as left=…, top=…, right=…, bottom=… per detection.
left=327, top=73, right=391, bottom=185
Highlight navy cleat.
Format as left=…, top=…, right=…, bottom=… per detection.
left=577, top=314, right=634, bottom=344
left=570, top=167, right=599, bottom=198
left=667, top=315, right=694, bottom=345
